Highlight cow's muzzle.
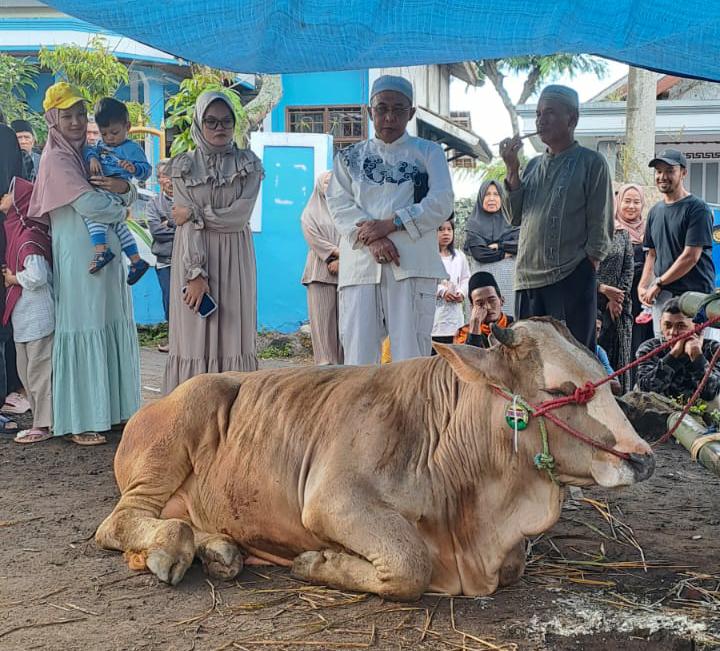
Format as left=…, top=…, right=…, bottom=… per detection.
left=627, top=452, right=655, bottom=482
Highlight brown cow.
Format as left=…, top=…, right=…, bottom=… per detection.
left=96, top=318, right=654, bottom=599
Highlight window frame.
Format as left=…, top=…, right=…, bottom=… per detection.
left=286, top=104, right=368, bottom=152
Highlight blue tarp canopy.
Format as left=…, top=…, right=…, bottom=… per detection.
left=46, top=0, right=720, bottom=81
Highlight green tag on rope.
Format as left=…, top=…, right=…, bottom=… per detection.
left=505, top=403, right=530, bottom=430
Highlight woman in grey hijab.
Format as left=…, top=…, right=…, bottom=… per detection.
left=163, top=91, right=263, bottom=392
left=463, top=180, right=519, bottom=316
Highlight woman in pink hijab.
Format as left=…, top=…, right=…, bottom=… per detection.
left=28, top=82, right=141, bottom=445
left=614, top=183, right=653, bottom=359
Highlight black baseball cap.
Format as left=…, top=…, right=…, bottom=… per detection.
left=649, top=148, right=686, bottom=168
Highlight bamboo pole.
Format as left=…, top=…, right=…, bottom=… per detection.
left=667, top=413, right=720, bottom=477
left=678, top=292, right=720, bottom=325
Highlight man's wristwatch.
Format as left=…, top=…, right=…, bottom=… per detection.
left=392, top=214, right=405, bottom=231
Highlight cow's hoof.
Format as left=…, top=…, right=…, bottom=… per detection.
left=198, top=538, right=244, bottom=580
left=146, top=547, right=193, bottom=585
left=291, top=550, right=330, bottom=580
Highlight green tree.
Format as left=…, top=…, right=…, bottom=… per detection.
left=38, top=35, right=147, bottom=125
left=165, top=67, right=281, bottom=156
left=0, top=54, right=45, bottom=140
left=474, top=55, right=608, bottom=136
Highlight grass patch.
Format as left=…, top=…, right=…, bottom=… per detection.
left=137, top=323, right=168, bottom=347
left=257, top=342, right=294, bottom=359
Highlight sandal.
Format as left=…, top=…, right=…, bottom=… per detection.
left=0, top=414, right=19, bottom=436
left=127, top=259, right=150, bottom=286
left=15, top=428, right=52, bottom=444
left=2, top=391, right=31, bottom=414
left=67, top=432, right=107, bottom=446
left=89, top=249, right=116, bottom=274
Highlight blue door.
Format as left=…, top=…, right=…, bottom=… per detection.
left=254, top=146, right=315, bottom=331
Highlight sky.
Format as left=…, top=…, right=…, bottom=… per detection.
left=450, top=58, right=629, bottom=156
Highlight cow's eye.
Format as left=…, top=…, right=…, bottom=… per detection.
left=543, top=388, right=568, bottom=397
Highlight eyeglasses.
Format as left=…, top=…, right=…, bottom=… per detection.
left=202, top=116, right=234, bottom=130
left=371, top=106, right=411, bottom=118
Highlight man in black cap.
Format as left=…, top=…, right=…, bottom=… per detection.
left=11, top=119, right=40, bottom=181
left=638, top=148, right=715, bottom=338
left=452, top=271, right=514, bottom=348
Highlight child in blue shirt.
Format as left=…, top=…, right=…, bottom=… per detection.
left=83, top=97, right=150, bottom=285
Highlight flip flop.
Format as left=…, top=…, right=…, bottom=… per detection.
left=15, top=428, right=52, bottom=444
left=0, top=414, right=19, bottom=435
left=2, top=392, right=31, bottom=414
left=67, top=432, right=107, bottom=446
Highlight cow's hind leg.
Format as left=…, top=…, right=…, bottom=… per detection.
left=292, top=493, right=431, bottom=600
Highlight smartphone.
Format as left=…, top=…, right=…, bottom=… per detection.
left=182, top=286, right=218, bottom=318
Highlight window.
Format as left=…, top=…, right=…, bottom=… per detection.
left=448, top=111, right=477, bottom=169
left=687, top=152, right=720, bottom=204
left=287, top=105, right=367, bottom=153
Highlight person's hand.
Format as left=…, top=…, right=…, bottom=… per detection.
left=608, top=300, right=623, bottom=321
left=685, top=334, right=703, bottom=361
left=643, top=282, right=662, bottom=307
left=0, top=193, right=12, bottom=214
left=468, top=304, right=488, bottom=334
left=356, top=218, right=396, bottom=246
left=119, top=159, right=137, bottom=175
left=89, top=176, right=130, bottom=193
left=327, top=259, right=339, bottom=275
left=599, top=283, right=624, bottom=304
left=444, top=290, right=461, bottom=303
left=504, top=253, right=514, bottom=259
left=183, top=276, right=210, bottom=313
left=670, top=338, right=686, bottom=358
left=488, top=243, right=499, bottom=250
left=588, top=256, right=600, bottom=271
left=1, top=266, right=17, bottom=287
left=368, top=237, right=400, bottom=265
left=172, top=204, right=192, bottom=225
left=331, top=248, right=340, bottom=259
left=89, top=158, right=102, bottom=175
left=499, top=136, right=522, bottom=172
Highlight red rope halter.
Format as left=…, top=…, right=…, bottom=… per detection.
left=491, top=313, right=720, bottom=460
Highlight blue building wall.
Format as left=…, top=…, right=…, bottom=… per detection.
left=271, top=70, right=369, bottom=132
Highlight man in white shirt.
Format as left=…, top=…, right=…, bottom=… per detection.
left=327, top=75, right=454, bottom=364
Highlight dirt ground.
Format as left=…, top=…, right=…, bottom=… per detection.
left=1, top=348, right=719, bottom=651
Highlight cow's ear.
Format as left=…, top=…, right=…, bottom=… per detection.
left=433, top=343, right=506, bottom=384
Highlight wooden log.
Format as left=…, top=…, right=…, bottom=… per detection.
left=667, top=412, right=720, bottom=478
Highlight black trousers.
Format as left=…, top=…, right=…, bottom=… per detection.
left=515, top=257, right=597, bottom=352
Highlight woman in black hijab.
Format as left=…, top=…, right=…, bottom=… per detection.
left=463, top=180, right=519, bottom=317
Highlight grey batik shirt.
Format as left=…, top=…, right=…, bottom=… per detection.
left=505, top=142, right=614, bottom=291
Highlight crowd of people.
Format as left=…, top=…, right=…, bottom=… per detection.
left=300, top=76, right=718, bottom=406
left=0, top=72, right=717, bottom=445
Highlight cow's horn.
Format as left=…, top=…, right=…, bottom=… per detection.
left=491, top=323, right=517, bottom=348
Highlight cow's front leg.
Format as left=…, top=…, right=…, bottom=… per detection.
left=96, top=509, right=195, bottom=586
left=292, top=492, right=431, bottom=600
left=193, top=530, right=244, bottom=580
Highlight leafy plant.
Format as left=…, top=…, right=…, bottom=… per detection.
left=0, top=54, right=45, bottom=141
left=137, top=323, right=168, bottom=346
left=257, top=342, right=294, bottom=359
left=39, top=35, right=146, bottom=127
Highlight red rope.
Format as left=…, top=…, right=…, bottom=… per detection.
left=490, top=313, right=720, bottom=459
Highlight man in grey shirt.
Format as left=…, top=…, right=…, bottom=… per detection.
left=500, top=84, right=613, bottom=351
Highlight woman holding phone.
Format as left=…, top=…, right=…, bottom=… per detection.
left=164, top=91, right=263, bottom=393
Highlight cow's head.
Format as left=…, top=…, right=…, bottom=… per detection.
left=435, top=317, right=654, bottom=488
